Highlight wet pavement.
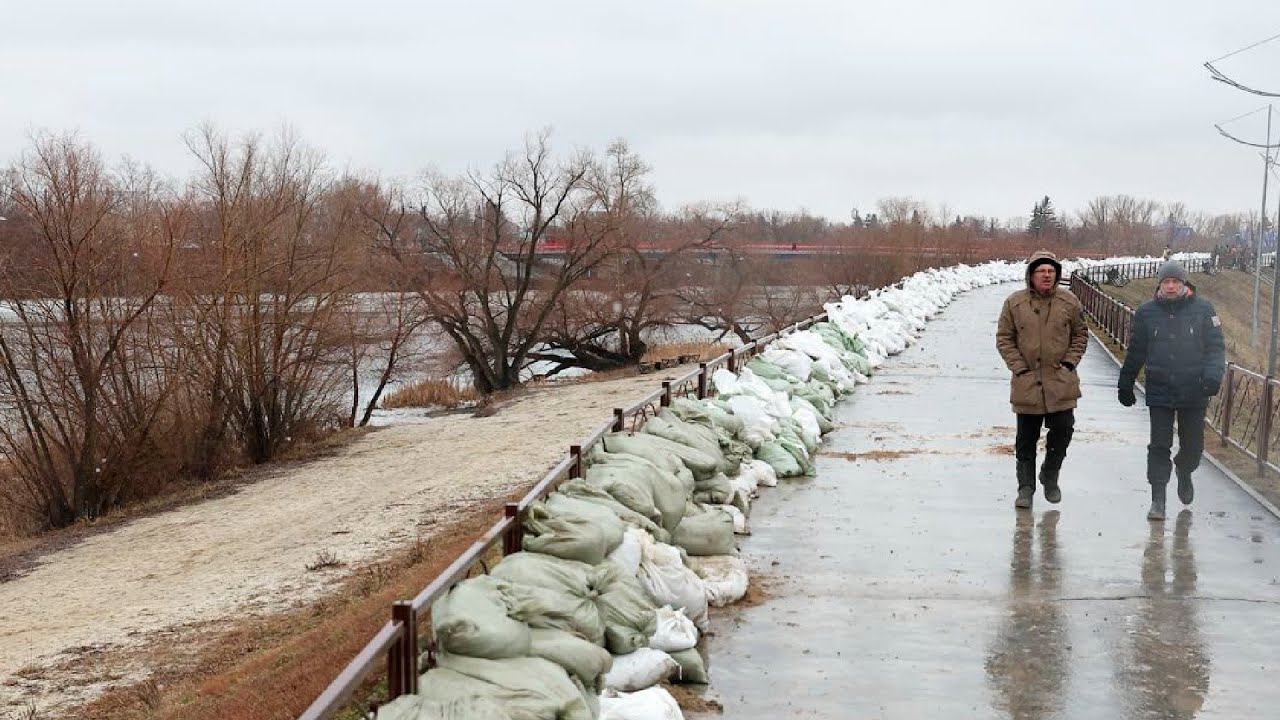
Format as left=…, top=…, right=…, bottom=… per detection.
left=697, top=283, right=1280, bottom=719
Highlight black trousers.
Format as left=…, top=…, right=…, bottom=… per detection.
left=1015, top=410, right=1075, bottom=465
left=1147, top=405, right=1207, bottom=486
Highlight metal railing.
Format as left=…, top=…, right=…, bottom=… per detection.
left=299, top=313, right=828, bottom=720
left=1070, top=267, right=1278, bottom=477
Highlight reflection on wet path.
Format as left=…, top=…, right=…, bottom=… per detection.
left=1118, top=510, right=1209, bottom=719
left=986, top=511, right=1069, bottom=719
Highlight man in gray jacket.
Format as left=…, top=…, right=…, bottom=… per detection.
left=1118, top=260, right=1226, bottom=520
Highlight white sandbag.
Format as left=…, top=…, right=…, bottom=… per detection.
left=761, top=345, right=813, bottom=381
left=789, top=405, right=821, bottom=451
left=723, top=395, right=778, bottom=449
left=740, top=458, right=778, bottom=488
left=688, top=554, right=750, bottom=607
left=599, top=686, right=685, bottom=720
left=637, top=534, right=710, bottom=631
left=711, top=503, right=748, bottom=534
left=607, top=528, right=645, bottom=575
left=648, top=605, right=699, bottom=652
left=602, top=648, right=680, bottom=692
left=727, top=471, right=757, bottom=500
left=596, top=681, right=686, bottom=717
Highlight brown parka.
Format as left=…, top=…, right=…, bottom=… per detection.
left=995, top=250, right=1089, bottom=414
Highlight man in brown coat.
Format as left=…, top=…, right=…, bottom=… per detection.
left=996, top=250, right=1089, bottom=509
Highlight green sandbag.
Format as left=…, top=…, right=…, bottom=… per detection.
left=745, top=357, right=792, bottom=381
left=776, top=421, right=816, bottom=475
left=528, top=628, right=613, bottom=689
left=549, top=482, right=670, bottom=542
left=668, top=647, right=709, bottom=684
left=491, top=552, right=599, bottom=599
left=587, top=452, right=688, bottom=533
left=524, top=502, right=622, bottom=566
left=585, top=463, right=661, bottom=523
left=433, top=654, right=593, bottom=720
left=669, top=397, right=745, bottom=437
left=594, top=561, right=659, bottom=655
left=644, top=411, right=737, bottom=475
left=603, top=432, right=720, bottom=481
left=692, top=473, right=733, bottom=505
left=671, top=502, right=736, bottom=556
left=378, top=689, right=514, bottom=719
left=484, top=576, right=605, bottom=647
left=757, top=439, right=804, bottom=477
left=431, top=578, right=532, bottom=660
left=791, top=396, right=834, bottom=434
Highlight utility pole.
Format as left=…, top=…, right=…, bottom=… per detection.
left=1270, top=143, right=1280, bottom=376
left=1252, top=106, right=1272, bottom=347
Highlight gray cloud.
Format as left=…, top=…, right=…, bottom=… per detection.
left=3, top=0, right=1277, bottom=220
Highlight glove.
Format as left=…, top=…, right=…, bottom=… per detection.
left=1118, top=386, right=1136, bottom=407
left=1202, top=377, right=1221, bottom=397
left=1061, top=361, right=1075, bottom=371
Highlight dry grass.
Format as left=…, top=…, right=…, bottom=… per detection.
left=380, top=377, right=479, bottom=410
left=74, top=503, right=502, bottom=720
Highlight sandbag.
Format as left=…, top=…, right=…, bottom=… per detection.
left=667, top=647, right=709, bottom=684
left=671, top=503, right=736, bottom=556
left=636, top=535, right=709, bottom=631
left=601, top=648, right=679, bottom=692
left=691, top=472, right=733, bottom=505
left=607, top=527, right=645, bottom=575
left=599, top=686, right=684, bottom=720
left=524, top=501, right=623, bottom=566
left=431, top=578, right=532, bottom=660
left=528, top=627, right=614, bottom=689
left=376, top=694, right=513, bottom=720
left=491, top=552, right=598, bottom=600
left=648, top=606, right=698, bottom=652
left=710, top=503, right=748, bottom=534
left=549, top=483, right=669, bottom=542
left=489, top=576, right=606, bottom=647
left=604, top=432, right=720, bottom=481
left=644, top=412, right=739, bottom=476
left=757, top=439, right=803, bottom=477
left=739, top=458, right=778, bottom=488
left=585, top=463, right=662, bottom=525
left=589, top=452, right=689, bottom=533
left=434, top=654, right=593, bottom=720
left=688, top=555, right=750, bottom=607
left=596, top=562, right=660, bottom=655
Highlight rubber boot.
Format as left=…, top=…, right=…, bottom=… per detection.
left=1040, top=455, right=1063, bottom=504
left=1176, top=469, right=1194, bottom=505
left=1015, top=460, right=1035, bottom=509
left=1147, top=483, right=1167, bottom=521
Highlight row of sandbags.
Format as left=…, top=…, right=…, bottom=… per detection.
left=381, top=273, right=1033, bottom=719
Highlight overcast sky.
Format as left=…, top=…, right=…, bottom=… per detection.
left=3, top=1, right=1279, bottom=223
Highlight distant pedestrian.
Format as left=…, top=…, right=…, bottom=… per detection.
left=996, top=250, right=1089, bottom=509
left=1117, top=260, right=1226, bottom=520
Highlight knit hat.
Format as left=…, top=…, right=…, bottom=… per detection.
left=1158, top=260, right=1187, bottom=283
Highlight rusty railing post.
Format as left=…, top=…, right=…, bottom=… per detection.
left=569, top=445, right=583, bottom=478
left=612, top=408, right=624, bottom=432
left=389, top=602, right=418, bottom=697
left=661, top=381, right=672, bottom=407
left=697, top=363, right=708, bottom=399
left=1221, top=363, right=1234, bottom=447
left=727, top=349, right=737, bottom=373
left=1259, top=377, right=1274, bottom=476
left=503, top=503, right=522, bottom=555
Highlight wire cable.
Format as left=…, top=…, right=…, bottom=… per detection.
left=1209, top=31, right=1280, bottom=64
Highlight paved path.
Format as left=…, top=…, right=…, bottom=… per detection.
left=700, top=283, right=1280, bottom=719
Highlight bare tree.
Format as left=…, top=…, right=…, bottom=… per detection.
left=367, top=131, right=617, bottom=392
left=0, top=133, right=177, bottom=528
